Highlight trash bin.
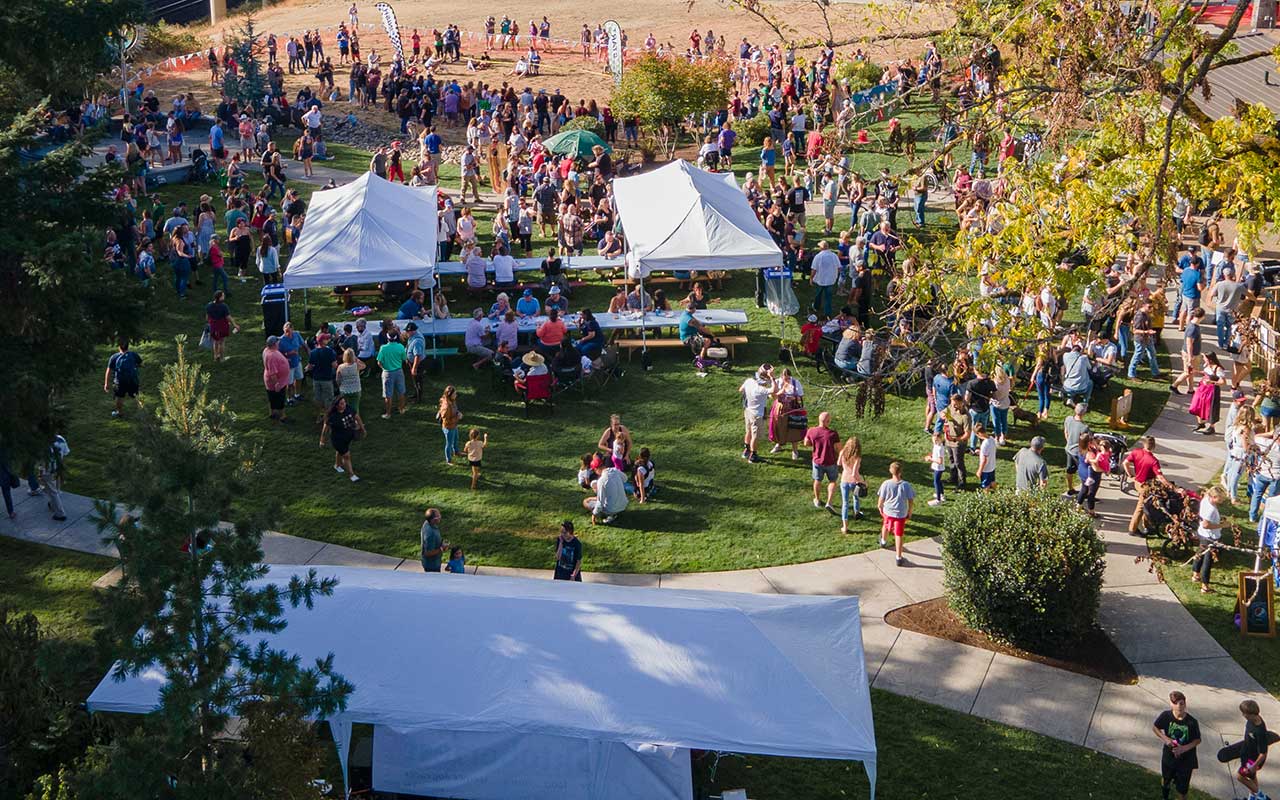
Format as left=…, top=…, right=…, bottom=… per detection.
left=261, top=284, right=289, bottom=337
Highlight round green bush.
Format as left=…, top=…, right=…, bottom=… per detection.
left=941, top=490, right=1105, bottom=651
left=560, top=115, right=604, bottom=136
left=733, top=113, right=771, bottom=148
left=833, top=59, right=884, bottom=93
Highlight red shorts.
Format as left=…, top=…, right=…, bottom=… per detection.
left=881, top=515, right=906, bottom=539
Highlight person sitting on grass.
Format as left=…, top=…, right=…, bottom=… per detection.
left=577, top=453, right=597, bottom=490
left=584, top=465, right=629, bottom=524
left=633, top=446, right=656, bottom=503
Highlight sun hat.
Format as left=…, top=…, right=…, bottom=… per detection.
left=807, top=314, right=818, bottom=323
left=522, top=351, right=545, bottom=366
left=549, top=285, right=561, bottom=295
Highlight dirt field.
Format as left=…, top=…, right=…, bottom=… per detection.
left=143, top=0, right=944, bottom=141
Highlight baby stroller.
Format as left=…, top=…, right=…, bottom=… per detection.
left=1090, top=432, right=1130, bottom=494
left=693, top=339, right=732, bottom=375
left=189, top=147, right=214, bottom=182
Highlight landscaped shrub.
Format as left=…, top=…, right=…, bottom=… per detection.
left=135, top=21, right=203, bottom=61
left=942, top=490, right=1105, bottom=651
left=560, top=115, right=604, bottom=136
left=734, top=113, right=770, bottom=148
left=833, top=59, right=884, bottom=94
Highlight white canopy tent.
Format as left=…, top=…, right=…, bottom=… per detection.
left=282, top=171, right=438, bottom=290
left=612, top=159, right=783, bottom=278
left=87, top=566, right=877, bottom=800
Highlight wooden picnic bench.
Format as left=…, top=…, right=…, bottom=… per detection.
left=614, top=334, right=748, bottom=361
left=332, top=288, right=384, bottom=309
left=610, top=274, right=726, bottom=291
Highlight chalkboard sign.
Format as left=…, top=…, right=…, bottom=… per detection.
left=1238, top=572, right=1276, bottom=638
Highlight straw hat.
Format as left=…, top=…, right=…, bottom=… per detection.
left=522, top=351, right=546, bottom=367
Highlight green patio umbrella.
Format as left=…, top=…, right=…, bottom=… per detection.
left=541, top=129, right=612, bottom=158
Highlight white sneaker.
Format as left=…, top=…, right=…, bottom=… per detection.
left=927, top=498, right=941, bottom=506
left=350, top=474, right=360, bottom=482
left=879, top=538, right=887, bottom=548
left=770, top=444, right=781, bottom=454
left=791, top=450, right=800, bottom=460
left=813, top=499, right=823, bottom=509
left=334, top=465, right=345, bottom=474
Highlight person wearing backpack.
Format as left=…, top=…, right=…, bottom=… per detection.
left=104, top=339, right=143, bottom=418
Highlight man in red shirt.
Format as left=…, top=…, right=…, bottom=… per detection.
left=1124, top=436, right=1174, bottom=534
left=804, top=411, right=841, bottom=512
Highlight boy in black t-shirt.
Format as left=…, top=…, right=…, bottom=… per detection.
left=1239, top=699, right=1270, bottom=800
left=1219, top=699, right=1271, bottom=800
left=1152, top=690, right=1200, bottom=800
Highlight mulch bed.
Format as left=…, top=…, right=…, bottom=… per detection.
left=884, top=597, right=1137, bottom=684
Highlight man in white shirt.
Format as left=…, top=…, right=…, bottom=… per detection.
left=809, top=240, right=840, bottom=317
left=301, top=105, right=322, bottom=138
left=739, top=365, right=774, bottom=463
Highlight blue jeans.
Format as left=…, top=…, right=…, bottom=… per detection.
left=1250, top=474, right=1280, bottom=522
left=1034, top=373, right=1051, bottom=414
left=211, top=268, right=229, bottom=294
left=839, top=482, right=861, bottom=522
left=812, top=284, right=833, bottom=317
left=990, top=406, right=1009, bottom=438
left=442, top=427, right=460, bottom=462
left=1215, top=310, right=1232, bottom=349
left=173, top=259, right=190, bottom=298
left=913, top=193, right=927, bottom=226
left=932, top=470, right=945, bottom=500
left=1116, top=323, right=1131, bottom=359
left=968, top=409, right=985, bottom=450
left=1127, top=341, right=1159, bottom=378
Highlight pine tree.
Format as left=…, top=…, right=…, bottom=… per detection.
left=222, top=15, right=270, bottom=115
left=70, top=337, right=350, bottom=799
left=0, top=106, right=148, bottom=468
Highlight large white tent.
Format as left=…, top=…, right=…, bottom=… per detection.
left=612, top=159, right=783, bottom=277
left=87, top=566, right=877, bottom=800
left=282, top=172, right=438, bottom=289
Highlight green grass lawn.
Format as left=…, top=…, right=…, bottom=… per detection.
left=70, top=128, right=1166, bottom=574
left=0, top=539, right=114, bottom=699
left=1152, top=487, right=1280, bottom=698
left=696, top=688, right=1213, bottom=800
left=0, top=539, right=112, bottom=641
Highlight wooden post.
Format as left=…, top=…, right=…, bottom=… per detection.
left=1109, top=388, right=1133, bottom=429
left=210, top=0, right=228, bottom=25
